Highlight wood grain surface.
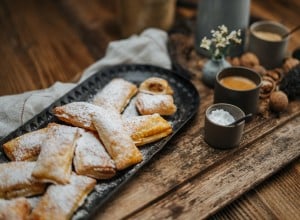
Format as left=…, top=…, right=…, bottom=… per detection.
left=0, top=0, right=299, bottom=219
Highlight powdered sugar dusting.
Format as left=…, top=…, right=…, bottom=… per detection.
left=93, top=78, right=137, bottom=112
left=136, top=93, right=176, bottom=115
left=73, top=130, right=116, bottom=179
left=92, top=106, right=142, bottom=170
left=32, top=123, right=79, bottom=184
left=53, top=102, right=104, bottom=130
left=3, top=127, right=48, bottom=161
left=0, top=161, right=44, bottom=197
left=30, top=173, right=96, bottom=219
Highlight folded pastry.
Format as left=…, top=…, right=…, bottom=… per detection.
left=29, top=173, right=96, bottom=220
left=0, top=197, right=31, bottom=220
left=3, top=127, right=48, bottom=161
left=123, top=114, right=173, bottom=146
left=0, top=161, right=46, bottom=199
left=93, top=78, right=138, bottom=113
left=139, top=77, right=174, bottom=95
left=53, top=102, right=100, bottom=131
left=32, top=123, right=80, bottom=185
left=73, top=130, right=116, bottom=179
left=135, top=93, right=177, bottom=116
left=92, top=107, right=143, bottom=170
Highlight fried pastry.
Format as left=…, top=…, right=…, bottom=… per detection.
left=32, top=123, right=79, bottom=185
left=139, top=77, right=174, bottom=95
left=0, top=161, right=46, bottom=199
left=135, top=93, right=177, bottom=116
left=3, top=127, right=48, bottom=161
left=123, top=113, right=173, bottom=146
left=93, top=78, right=138, bottom=113
left=73, top=130, right=116, bottom=179
left=53, top=102, right=99, bottom=131
left=29, top=173, right=96, bottom=220
left=92, top=107, right=143, bottom=170
left=0, top=197, right=31, bottom=220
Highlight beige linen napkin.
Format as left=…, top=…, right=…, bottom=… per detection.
left=0, top=28, right=171, bottom=138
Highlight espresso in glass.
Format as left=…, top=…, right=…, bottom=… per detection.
left=219, top=76, right=257, bottom=91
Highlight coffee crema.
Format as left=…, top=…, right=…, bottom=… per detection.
left=219, top=76, right=257, bottom=91
left=253, top=30, right=282, bottom=42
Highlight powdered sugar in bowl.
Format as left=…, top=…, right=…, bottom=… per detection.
left=204, top=103, right=245, bottom=149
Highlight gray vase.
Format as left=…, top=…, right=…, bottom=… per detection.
left=202, top=57, right=231, bottom=87
left=195, top=0, right=251, bottom=57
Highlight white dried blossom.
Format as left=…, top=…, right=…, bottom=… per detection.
left=200, top=37, right=211, bottom=50
left=200, top=25, right=242, bottom=59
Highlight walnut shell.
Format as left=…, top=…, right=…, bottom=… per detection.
left=227, top=57, right=240, bottom=66
left=265, top=69, right=283, bottom=84
left=260, top=76, right=276, bottom=99
left=283, top=57, right=300, bottom=73
left=269, top=91, right=289, bottom=112
left=240, top=52, right=260, bottom=68
left=253, top=65, right=266, bottom=75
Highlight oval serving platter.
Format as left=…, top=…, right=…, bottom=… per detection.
left=0, top=64, right=200, bottom=220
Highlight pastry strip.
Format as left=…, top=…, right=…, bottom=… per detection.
left=3, top=127, right=48, bottom=161
left=93, top=78, right=138, bottom=113
left=135, top=93, right=177, bottom=116
left=32, top=123, right=79, bottom=184
left=53, top=102, right=173, bottom=145
left=123, top=113, right=173, bottom=146
left=73, top=130, right=116, bottom=179
left=53, top=102, right=98, bottom=131
left=0, top=197, right=31, bottom=220
left=29, top=173, right=96, bottom=220
left=92, top=107, right=143, bottom=170
left=0, top=161, right=46, bottom=199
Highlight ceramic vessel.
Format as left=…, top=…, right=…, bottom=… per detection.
left=202, top=57, right=231, bottom=87
left=195, top=0, right=250, bottom=57
left=248, top=20, right=290, bottom=69
left=204, top=103, right=245, bottom=149
left=214, top=67, right=262, bottom=115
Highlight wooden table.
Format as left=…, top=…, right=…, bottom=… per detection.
left=0, top=0, right=299, bottom=219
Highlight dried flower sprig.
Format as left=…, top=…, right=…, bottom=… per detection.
left=200, top=25, right=242, bottom=59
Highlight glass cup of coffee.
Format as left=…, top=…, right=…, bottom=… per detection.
left=214, top=67, right=262, bottom=116
left=247, top=20, right=290, bottom=69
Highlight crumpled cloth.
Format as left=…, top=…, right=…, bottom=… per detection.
left=0, top=28, right=171, bottom=138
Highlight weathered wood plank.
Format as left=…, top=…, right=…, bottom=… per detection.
left=0, top=0, right=94, bottom=95
left=127, top=115, right=300, bottom=219
left=57, top=0, right=120, bottom=60
left=93, top=93, right=300, bottom=219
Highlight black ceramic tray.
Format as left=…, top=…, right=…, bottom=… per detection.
left=0, top=64, right=200, bottom=219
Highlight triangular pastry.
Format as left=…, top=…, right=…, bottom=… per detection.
left=29, top=173, right=96, bottom=220
left=73, top=129, right=116, bottom=179
left=0, top=197, right=31, bottom=220
left=0, top=161, right=46, bottom=199
left=3, top=127, right=48, bottom=161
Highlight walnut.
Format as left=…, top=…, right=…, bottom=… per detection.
left=240, top=52, right=260, bottom=68
left=252, top=65, right=266, bottom=75
left=260, top=76, right=276, bottom=99
left=269, top=91, right=289, bottom=113
left=265, top=69, right=283, bottom=84
left=258, top=99, right=270, bottom=118
left=227, top=57, right=240, bottom=66
left=283, top=57, right=300, bottom=73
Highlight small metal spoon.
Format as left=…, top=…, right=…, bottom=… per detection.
left=228, top=113, right=253, bottom=126
left=282, top=25, right=300, bottom=39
